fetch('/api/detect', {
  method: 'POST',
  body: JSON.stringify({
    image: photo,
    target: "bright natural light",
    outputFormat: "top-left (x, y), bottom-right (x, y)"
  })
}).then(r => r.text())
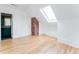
top-left (40, 5), bottom-right (57, 22)
top-left (5, 18), bottom-right (11, 26)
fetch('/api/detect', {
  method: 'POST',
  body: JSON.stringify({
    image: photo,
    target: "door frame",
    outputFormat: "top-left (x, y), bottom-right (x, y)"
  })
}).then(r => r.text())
top-left (1, 13), bottom-right (13, 40)
top-left (31, 17), bottom-right (39, 36)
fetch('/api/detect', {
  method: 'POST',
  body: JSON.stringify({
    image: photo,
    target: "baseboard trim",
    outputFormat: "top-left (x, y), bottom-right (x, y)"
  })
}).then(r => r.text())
top-left (58, 39), bottom-right (79, 48)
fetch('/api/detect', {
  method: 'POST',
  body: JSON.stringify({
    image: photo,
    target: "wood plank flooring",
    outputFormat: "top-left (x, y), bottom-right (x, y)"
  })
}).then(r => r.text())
top-left (0, 35), bottom-right (79, 54)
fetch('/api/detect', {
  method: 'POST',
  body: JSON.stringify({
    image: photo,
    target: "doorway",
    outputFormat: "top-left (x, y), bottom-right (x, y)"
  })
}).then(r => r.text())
top-left (31, 17), bottom-right (39, 36)
top-left (1, 13), bottom-right (12, 40)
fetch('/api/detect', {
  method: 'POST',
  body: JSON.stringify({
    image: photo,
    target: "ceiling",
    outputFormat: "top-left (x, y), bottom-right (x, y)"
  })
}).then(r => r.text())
top-left (10, 4), bottom-right (79, 22)
top-left (16, 4), bottom-right (51, 23)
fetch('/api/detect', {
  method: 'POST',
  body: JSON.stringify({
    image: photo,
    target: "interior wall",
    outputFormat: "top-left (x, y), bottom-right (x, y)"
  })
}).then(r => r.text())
top-left (41, 22), bottom-right (57, 37)
top-left (0, 13), bottom-right (1, 40)
top-left (0, 4), bottom-right (58, 40)
top-left (58, 18), bottom-right (79, 48)
top-left (0, 5), bottom-right (31, 40)
top-left (52, 4), bottom-right (79, 48)
top-left (25, 4), bottom-right (57, 37)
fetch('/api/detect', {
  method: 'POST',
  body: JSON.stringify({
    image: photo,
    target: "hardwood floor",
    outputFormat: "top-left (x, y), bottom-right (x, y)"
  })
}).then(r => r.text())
top-left (0, 35), bottom-right (79, 54)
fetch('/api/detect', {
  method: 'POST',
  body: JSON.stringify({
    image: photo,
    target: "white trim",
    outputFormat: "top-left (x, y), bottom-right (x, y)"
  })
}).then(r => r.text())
top-left (58, 39), bottom-right (79, 48)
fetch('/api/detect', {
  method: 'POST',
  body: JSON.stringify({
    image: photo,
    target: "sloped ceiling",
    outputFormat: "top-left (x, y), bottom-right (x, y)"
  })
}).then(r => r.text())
top-left (10, 4), bottom-right (79, 22)
top-left (52, 4), bottom-right (79, 20)
top-left (13, 4), bottom-right (52, 23)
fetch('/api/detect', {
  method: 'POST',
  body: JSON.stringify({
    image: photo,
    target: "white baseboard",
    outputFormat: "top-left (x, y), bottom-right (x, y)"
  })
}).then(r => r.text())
top-left (58, 39), bottom-right (79, 48)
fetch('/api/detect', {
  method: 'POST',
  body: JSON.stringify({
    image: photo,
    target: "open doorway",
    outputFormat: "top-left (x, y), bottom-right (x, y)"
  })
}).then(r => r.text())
top-left (1, 13), bottom-right (12, 40)
top-left (31, 17), bottom-right (39, 36)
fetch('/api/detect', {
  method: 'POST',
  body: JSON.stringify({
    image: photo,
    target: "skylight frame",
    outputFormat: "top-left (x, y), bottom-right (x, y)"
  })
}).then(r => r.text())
top-left (40, 5), bottom-right (57, 22)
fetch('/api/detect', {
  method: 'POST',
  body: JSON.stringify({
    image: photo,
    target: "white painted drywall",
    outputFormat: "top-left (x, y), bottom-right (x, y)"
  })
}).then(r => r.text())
top-left (52, 4), bottom-right (79, 48)
top-left (0, 5), bottom-right (31, 40)
top-left (58, 18), bottom-right (79, 48)
top-left (24, 4), bottom-right (57, 37)
top-left (0, 4), bottom-right (57, 41)
top-left (40, 22), bottom-right (57, 37)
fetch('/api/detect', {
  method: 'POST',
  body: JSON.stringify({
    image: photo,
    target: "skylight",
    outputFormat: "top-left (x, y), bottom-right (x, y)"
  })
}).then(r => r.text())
top-left (40, 5), bottom-right (57, 22)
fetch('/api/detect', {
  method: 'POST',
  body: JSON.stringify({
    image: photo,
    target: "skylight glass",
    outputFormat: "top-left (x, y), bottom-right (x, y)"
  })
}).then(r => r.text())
top-left (40, 5), bottom-right (57, 22)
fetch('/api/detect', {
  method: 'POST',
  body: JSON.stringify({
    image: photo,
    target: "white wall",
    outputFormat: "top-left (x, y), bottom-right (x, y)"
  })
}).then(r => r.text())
top-left (0, 4), bottom-right (58, 40)
top-left (58, 19), bottom-right (79, 48)
top-left (25, 4), bottom-right (57, 37)
top-left (40, 22), bottom-right (57, 37)
top-left (52, 4), bottom-right (79, 48)
top-left (0, 5), bottom-right (31, 40)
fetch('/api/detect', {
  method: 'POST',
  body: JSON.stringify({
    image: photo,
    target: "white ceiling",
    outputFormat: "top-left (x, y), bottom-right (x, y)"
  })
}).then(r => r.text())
top-left (16, 4), bottom-right (51, 23)
top-left (51, 4), bottom-right (79, 20)
top-left (10, 4), bottom-right (79, 22)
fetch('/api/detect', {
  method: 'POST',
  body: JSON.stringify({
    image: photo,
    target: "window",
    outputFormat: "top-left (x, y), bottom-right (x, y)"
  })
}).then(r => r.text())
top-left (5, 17), bottom-right (11, 26)
top-left (40, 5), bottom-right (57, 22)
